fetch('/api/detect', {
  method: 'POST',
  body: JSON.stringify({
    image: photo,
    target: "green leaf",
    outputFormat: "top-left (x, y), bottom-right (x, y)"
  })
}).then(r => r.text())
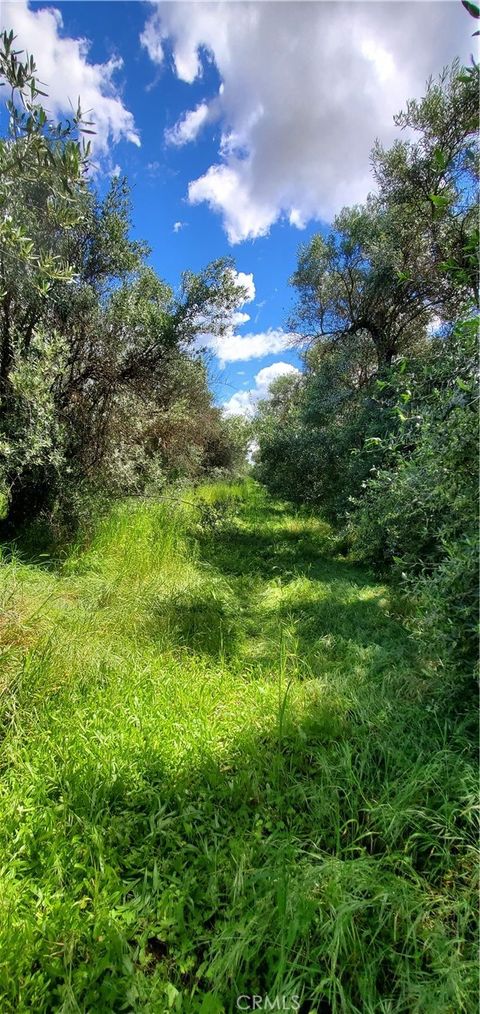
top-left (433, 148), bottom-right (447, 171)
top-left (461, 0), bottom-right (480, 18)
top-left (429, 193), bottom-right (450, 210)
top-left (166, 983), bottom-right (180, 1009)
top-left (199, 996), bottom-right (224, 1014)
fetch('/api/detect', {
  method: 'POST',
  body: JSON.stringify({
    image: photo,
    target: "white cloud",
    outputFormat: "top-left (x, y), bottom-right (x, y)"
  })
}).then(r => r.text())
top-left (2, 0), bottom-right (139, 155)
top-left (195, 268), bottom-right (261, 361)
top-left (140, 15), bottom-right (165, 66)
top-left (231, 311), bottom-right (251, 328)
top-left (188, 165), bottom-right (276, 244)
top-left (255, 362), bottom-right (300, 390)
top-left (142, 1), bottom-right (472, 242)
top-left (202, 269), bottom-right (295, 367)
top-left (200, 267), bottom-right (296, 365)
top-left (165, 101), bottom-right (210, 145)
top-left (289, 208), bottom-right (306, 230)
top-left (212, 327), bottom-right (295, 367)
top-left (231, 270), bottom-right (256, 304)
top-left (223, 361), bottom-right (300, 418)
top-left (173, 221), bottom-right (186, 233)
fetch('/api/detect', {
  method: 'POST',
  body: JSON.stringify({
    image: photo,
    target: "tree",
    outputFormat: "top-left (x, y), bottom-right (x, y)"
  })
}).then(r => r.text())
top-left (0, 29), bottom-right (92, 518)
top-left (255, 55), bottom-right (479, 688)
top-left (0, 30), bottom-right (249, 524)
top-left (290, 63), bottom-right (478, 370)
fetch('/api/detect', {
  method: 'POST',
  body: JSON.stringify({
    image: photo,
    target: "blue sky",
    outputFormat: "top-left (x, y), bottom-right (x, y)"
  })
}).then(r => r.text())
top-left (5, 1), bottom-right (474, 414)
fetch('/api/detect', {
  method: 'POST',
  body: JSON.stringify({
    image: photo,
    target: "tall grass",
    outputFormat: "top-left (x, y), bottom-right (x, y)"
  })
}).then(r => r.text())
top-left (0, 481), bottom-right (477, 1012)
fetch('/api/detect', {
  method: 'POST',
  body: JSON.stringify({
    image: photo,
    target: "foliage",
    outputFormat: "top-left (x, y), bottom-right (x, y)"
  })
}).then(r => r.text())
top-left (0, 23), bottom-right (477, 1007)
top-left (0, 483), bottom-right (477, 1011)
top-left (255, 336), bottom-right (386, 517)
top-left (255, 58), bottom-right (479, 684)
top-left (0, 31), bottom-right (247, 527)
top-left (289, 61), bottom-right (478, 369)
top-left (348, 317), bottom-right (478, 680)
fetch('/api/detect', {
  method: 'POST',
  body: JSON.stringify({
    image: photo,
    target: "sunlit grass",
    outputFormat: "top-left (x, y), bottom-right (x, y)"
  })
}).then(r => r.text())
top-left (0, 481), bottom-right (477, 1012)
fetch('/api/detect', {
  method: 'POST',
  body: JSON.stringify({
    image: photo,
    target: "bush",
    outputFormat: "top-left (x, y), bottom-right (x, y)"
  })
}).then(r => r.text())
top-left (349, 318), bottom-right (478, 682)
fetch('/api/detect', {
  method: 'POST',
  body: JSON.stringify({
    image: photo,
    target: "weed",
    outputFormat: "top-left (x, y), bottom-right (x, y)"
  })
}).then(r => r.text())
top-left (0, 482), bottom-right (477, 1012)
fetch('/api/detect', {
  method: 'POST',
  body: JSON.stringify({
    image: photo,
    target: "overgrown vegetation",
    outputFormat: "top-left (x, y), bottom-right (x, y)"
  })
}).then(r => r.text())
top-left (254, 57), bottom-right (479, 691)
top-left (0, 31), bottom-right (250, 531)
top-left (0, 482), bottom-right (477, 1011)
top-left (0, 12), bottom-right (478, 1013)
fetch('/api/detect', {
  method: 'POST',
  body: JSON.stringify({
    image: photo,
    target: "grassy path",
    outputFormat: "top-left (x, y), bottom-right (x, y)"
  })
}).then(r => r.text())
top-left (0, 482), bottom-right (477, 1012)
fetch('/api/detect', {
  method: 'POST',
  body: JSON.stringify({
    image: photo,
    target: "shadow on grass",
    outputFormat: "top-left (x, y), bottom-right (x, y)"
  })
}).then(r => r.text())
top-left (153, 514), bottom-right (418, 672)
top-left (275, 595), bottom-right (414, 653)
top-left (195, 521), bottom-right (366, 584)
top-left (2, 490), bottom-right (474, 1010)
top-left (0, 516), bottom-right (77, 571)
top-left (29, 686), bottom-right (476, 1014)
top-left (147, 591), bottom-right (241, 660)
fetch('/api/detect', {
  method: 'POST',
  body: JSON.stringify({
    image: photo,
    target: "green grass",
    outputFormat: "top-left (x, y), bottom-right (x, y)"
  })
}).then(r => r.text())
top-left (0, 480), bottom-right (477, 1013)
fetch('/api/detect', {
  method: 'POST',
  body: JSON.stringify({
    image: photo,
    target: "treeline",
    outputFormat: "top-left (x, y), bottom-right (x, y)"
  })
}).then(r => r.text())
top-left (255, 59), bottom-right (479, 691)
top-left (0, 32), bottom-right (249, 534)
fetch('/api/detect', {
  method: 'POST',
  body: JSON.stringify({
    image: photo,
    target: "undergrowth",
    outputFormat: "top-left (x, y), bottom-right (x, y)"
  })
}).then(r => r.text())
top-left (0, 481), bottom-right (477, 1012)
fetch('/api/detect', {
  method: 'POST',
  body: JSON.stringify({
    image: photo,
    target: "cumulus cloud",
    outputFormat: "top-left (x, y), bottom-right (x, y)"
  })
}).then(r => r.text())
top-left (2, 0), bottom-right (139, 155)
top-left (202, 268), bottom-right (295, 365)
top-left (232, 271), bottom-right (256, 304)
top-left (173, 221), bottom-right (186, 233)
top-left (202, 269), bottom-right (295, 367)
top-left (254, 362), bottom-right (300, 392)
top-left (141, 1), bottom-right (472, 242)
top-left (212, 327), bottom-right (295, 367)
top-left (223, 362), bottom-right (300, 418)
top-left (231, 311), bottom-right (251, 328)
top-left (194, 268), bottom-right (258, 360)
top-left (165, 101), bottom-right (211, 145)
